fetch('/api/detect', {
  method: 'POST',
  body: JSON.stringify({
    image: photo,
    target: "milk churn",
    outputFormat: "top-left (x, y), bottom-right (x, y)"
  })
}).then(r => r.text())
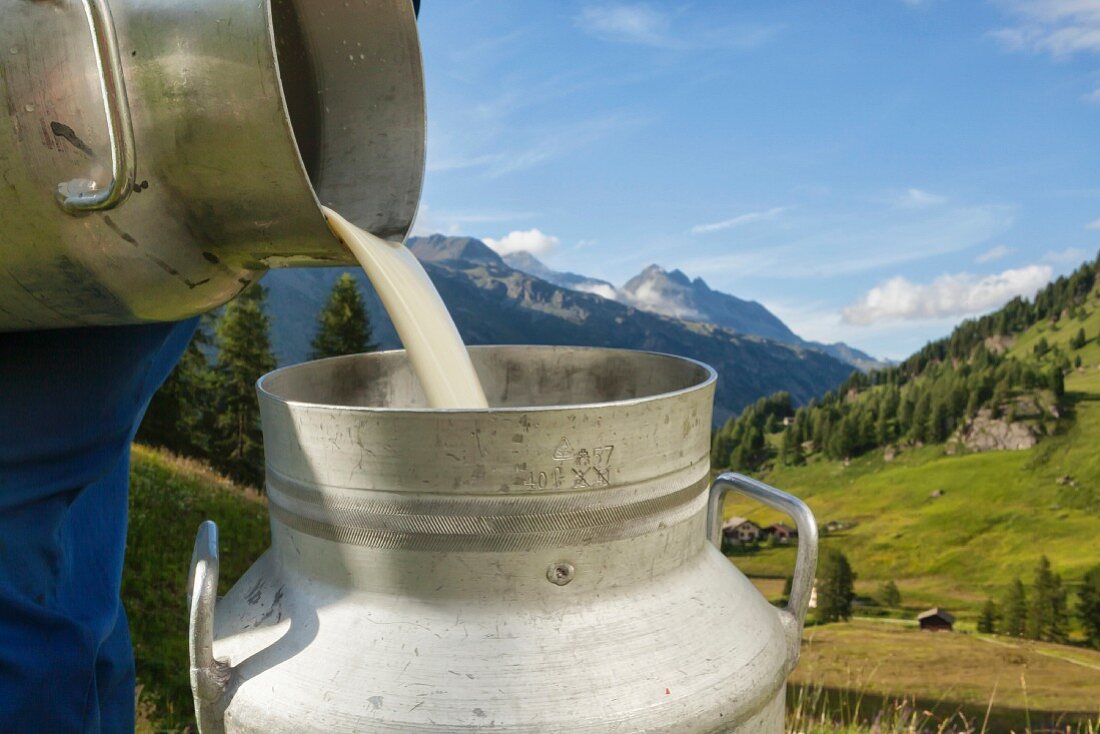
top-left (0, 0), bottom-right (423, 330)
top-left (188, 346), bottom-right (819, 733)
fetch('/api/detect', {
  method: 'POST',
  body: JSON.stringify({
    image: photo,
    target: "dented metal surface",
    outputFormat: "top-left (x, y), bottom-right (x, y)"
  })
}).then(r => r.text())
top-left (189, 346), bottom-right (818, 732)
top-left (0, 0), bottom-right (424, 330)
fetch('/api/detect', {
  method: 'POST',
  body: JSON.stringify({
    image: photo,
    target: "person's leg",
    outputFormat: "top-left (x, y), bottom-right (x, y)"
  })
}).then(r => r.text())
top-left (0, 318), bottom-right (196, 732)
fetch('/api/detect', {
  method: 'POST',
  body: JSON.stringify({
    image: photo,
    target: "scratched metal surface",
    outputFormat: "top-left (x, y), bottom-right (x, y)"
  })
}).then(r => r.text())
top-left (200, 347), bottom-right (794, 732)
top-left (0, 0), bottom-right (424, 330)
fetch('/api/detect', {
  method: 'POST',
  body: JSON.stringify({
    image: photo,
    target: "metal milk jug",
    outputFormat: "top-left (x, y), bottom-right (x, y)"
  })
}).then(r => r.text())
top-left (0, 0), bottom-right (423, 330)
top-left (188, 346), bottom-right (819, 733)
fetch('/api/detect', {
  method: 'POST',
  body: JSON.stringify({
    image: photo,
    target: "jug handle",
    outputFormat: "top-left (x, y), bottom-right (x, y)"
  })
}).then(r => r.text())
top-left (706, 472), bottom-right (819, 670)
top-left (56, 0), bottom-right (136, 213)
top-left (188, 521), bottom-right (231, 734)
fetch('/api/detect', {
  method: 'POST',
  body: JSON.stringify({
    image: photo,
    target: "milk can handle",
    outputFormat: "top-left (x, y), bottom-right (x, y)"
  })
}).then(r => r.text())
top-left (56, 0), bottom-right (136, 213)
top-left (188, 521), bottom-right (230, 734)
top-left (706, 473), bottom-right (818, 665)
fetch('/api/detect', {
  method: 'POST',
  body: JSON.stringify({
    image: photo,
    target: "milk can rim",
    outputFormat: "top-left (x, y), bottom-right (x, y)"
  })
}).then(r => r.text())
top-left (255, 344), bottom-right (718, 415)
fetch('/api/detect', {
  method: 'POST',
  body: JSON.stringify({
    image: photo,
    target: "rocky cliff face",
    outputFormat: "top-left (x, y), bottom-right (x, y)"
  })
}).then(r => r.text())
top-left (959, 409), bottom-right (1039, 452)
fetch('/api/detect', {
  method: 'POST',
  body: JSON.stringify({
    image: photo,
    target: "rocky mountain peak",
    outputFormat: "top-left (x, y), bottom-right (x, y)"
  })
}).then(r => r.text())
top-left (408, 235), bottom-right (502, 266)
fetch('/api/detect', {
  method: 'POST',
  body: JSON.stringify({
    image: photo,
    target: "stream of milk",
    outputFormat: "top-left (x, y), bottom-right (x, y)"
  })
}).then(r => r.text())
top-left (322, 207), bottom-right (489, 409)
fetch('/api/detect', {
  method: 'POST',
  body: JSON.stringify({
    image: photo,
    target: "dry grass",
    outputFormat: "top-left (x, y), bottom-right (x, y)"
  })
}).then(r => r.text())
top-left (790, 621), bottom-right (1100, 730)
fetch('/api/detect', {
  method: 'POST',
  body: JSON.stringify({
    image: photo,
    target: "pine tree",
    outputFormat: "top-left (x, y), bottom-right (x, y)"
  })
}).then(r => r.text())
top-left (1070, 327), bottom-right (1087, 350)
top-left (781, 428), bottom-right (803, 466)
top-left (817, 549), bottom-right (855, 623)
top-left (879, 580), bottom-right (901, 607)
top-left (1003, 578), bottom-right (1028, 637)
top-left (978, 599), bottom-right (998, 634)
top-left (911, 392), bottom-right (932, 443)
top-left (1027, 556), bottom-right (1068, 642)
top-left (212, 284), bottom-right (277, 488)
top-left (1047, 366), bottom-right (1065, 398)
top-left (1079, 565), bottom-right (1100, 650)
top-left (929, 398), bottom-right (948, 443)
top-left (138, 318), bottom-right (216, 456)
top-left (1050, 572), bottom-right (1070, 644)
top-left (310, 272), bottom-right (376, 359)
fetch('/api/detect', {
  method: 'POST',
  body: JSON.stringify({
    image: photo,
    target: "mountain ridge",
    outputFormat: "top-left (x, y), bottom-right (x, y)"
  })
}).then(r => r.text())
top-left (502, 251), bottom-right (884, 370)
top-left (262, 235), bottom-right (857, 424)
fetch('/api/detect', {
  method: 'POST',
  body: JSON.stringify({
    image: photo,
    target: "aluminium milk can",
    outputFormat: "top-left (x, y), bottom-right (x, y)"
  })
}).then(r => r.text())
top-left (0, 0), bottom-right (423, 330)
top-left (188, 346), bottom-right (819, 733)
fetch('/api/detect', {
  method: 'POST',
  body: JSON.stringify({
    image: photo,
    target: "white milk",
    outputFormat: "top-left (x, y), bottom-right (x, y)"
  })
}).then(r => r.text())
top-left (323, 207), bottom-right (489, 409)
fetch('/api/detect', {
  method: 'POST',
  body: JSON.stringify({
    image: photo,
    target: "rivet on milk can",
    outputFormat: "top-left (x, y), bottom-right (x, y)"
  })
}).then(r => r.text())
top-left (187, 346), bottom-right (819, 733)
top-left (0, 0), bottom-right (423, 331)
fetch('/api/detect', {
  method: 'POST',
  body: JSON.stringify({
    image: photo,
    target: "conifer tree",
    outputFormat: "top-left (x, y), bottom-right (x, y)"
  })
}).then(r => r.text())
top-left (1047, 366), bottom-right (1065, 398)
top-left (929, 399), bottom-right (948, 443)
top-left (817, 549), bottom-right (855, 623)
top-left (978, 599), bottom-right (998, 634)
top-left (1079, 565), bottom-right (1100, 650)
top-left (879, 580), bottom-right (901, 607)
top-left (310, 272), bottom-right (376, 359)
top-left (1027, 556), bottom-right (1069, 643)
top-left (1070, 327), bottom-right (1087, 350)
top-left (212, 284), bottom-right (276, 488)
top-left (1002, 578), bottom-right (1028, 637)
top-left (138, 318), bottom-right (216, 456)
top-left (911, 392), bottom-right (932, 442)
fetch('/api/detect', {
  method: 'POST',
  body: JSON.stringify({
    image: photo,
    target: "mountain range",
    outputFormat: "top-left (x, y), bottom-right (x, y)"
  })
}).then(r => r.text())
top-left (262, 235), bottom-right (862, 424)
top-left (503, 253), bottom-right (883, 371)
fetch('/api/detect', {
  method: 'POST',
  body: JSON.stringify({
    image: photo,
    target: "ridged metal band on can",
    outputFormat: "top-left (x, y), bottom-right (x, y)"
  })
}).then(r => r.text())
top-left (265, 463), bottom-right (710, 552)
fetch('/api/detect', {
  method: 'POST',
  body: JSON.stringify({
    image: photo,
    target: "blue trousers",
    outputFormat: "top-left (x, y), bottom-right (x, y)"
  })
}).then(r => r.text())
top-left (0, 319), bottom-right (196, 733)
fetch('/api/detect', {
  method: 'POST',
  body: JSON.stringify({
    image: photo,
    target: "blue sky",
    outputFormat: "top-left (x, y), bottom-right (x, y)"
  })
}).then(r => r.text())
top-left (413, 1), bottom-right (1100, 359)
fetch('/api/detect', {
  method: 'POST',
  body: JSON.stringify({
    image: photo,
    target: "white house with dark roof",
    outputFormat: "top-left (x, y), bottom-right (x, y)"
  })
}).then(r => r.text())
top-left (722, 516), bottom-right (762, 545)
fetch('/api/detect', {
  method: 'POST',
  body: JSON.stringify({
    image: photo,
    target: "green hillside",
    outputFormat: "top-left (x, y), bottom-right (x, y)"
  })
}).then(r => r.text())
top-left (719, 261), bottom-right (1100, 616)
top-left (125, 446), bottom-right (270, 731)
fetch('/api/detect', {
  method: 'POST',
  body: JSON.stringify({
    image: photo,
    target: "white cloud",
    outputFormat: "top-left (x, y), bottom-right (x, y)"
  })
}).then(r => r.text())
top-left (682, 203), bottom-right (1015, 278)
top-left (991, 0), bottom-right (1100, 57)
top-left (757, 296), bottom-right (966, 361)
top-left (1043, 246), bottom-right (1089, 263)
top-left (483, 229), bottom-right (561, 256)
top-left (621, 280), bottom-right (702, 320)
top-left (575, 3), bottom-right (778, 51)
top-left (411, 203), bottom-right (537, 237)
top-left (576, 4), bottom-right (672, 47)
top-left (691, 206), bottom-right (788, 235)
top-left (1086, 217), bottom-right (1100, 229)
top-left (894, 188), bottom-right (947, 209)
top-left (575, 282), bottom-right (619, 301)
top-left (976, 244), bottom-right (1014, 263)
top-left (842, 265), bottom-right (1053, 325)
top-left (476, 113), bottom-right (650, 179)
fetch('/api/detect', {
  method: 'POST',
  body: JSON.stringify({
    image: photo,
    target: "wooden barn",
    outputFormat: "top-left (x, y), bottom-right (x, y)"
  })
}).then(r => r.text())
top-left (765, 523), bottom-right (797, 543)
top-left (917, 607), bottom-right (955, 631)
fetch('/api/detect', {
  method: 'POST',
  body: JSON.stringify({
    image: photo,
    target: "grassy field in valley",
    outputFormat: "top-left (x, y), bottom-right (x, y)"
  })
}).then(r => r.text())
top-left (722, 302), bottom-right (1100, 616)
top-left (790, 620), bottom-right (1100, 730)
